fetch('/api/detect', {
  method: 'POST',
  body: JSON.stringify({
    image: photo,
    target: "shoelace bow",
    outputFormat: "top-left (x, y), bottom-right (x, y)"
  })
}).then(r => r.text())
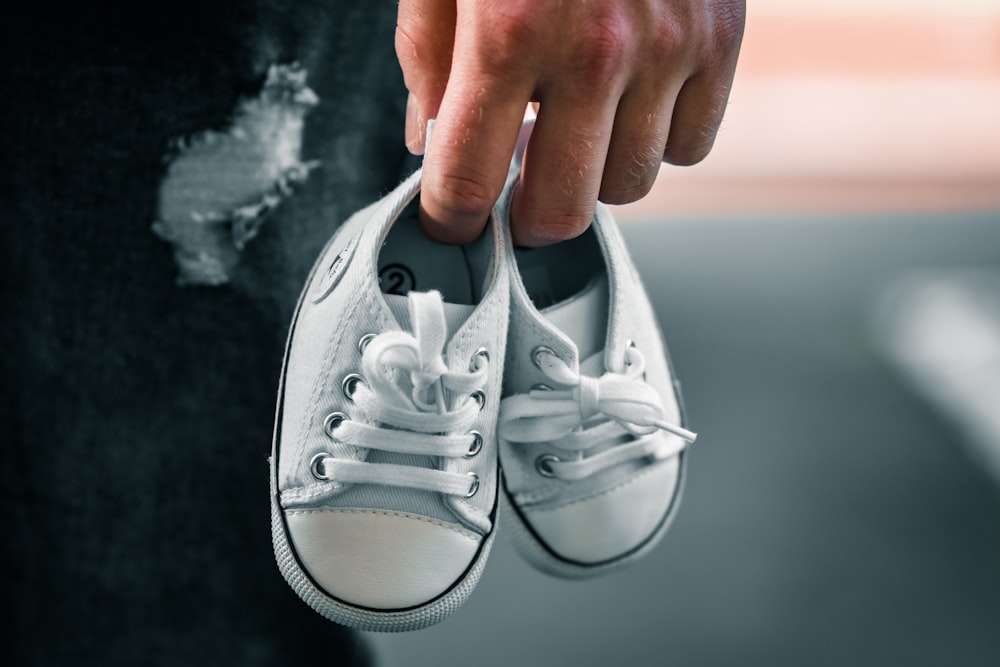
top-left (312, 291), bottom-right (485, 497)
top-left (498, 346), bottom-right (696, 481)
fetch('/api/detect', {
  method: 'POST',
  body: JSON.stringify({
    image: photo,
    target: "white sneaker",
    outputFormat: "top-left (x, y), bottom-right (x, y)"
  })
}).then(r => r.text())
top-left (497, 156), bottom-right (696, 578)
top-left (270, 168), bottom-right (510, 631)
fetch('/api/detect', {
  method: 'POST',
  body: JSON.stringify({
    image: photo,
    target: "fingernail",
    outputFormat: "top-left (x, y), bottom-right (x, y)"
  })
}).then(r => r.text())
top-left (405, 93), bottom-right (425, 155)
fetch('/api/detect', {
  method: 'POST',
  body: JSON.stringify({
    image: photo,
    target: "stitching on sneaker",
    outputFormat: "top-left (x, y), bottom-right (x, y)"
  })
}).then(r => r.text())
top-left (296, 279), bottom-right (360, 474)
top-left (284, 508), bottom-right (481, 541)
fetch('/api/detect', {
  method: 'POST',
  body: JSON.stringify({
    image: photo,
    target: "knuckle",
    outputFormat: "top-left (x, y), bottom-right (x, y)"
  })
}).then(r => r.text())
top-left (648, 14), bottom-right (686, 61)
top-left (395, 0), bottom-right (458, 78)
top-left (710, 0), bottom-right (747, 51)
top-left (649, 1), bottom-right (745, 71)
top-left (394, 20), bottom-right (423, 68)
top-left (601, 144), bottom-right (660, 204)
top-left (427, 170), bottom-right (497, 220)
top-left (664, 137), bottom-right (715, 166)
top-left (666, 81), bottom-right (730, 166)
top-left (697, 1), bottom-right (746, 71)
top-left (574, 9), bottom-right (633, 84)
top-left (394, 24), bottom-right (444, 79)
top-left (601, 176), bottom-right (655, 205)
top-left (477, 11), bottom-right (538, 74)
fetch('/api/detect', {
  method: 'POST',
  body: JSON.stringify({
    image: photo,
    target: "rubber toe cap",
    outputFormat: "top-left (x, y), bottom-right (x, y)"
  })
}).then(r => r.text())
top-left (285, 509), bottom-right (481, 610)
top-left (524, 456), bottom-right (680, 565)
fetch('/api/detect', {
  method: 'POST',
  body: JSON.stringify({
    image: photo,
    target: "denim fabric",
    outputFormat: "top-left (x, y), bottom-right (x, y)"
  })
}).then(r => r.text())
top-left (0, 1), bottom-right (415, 664)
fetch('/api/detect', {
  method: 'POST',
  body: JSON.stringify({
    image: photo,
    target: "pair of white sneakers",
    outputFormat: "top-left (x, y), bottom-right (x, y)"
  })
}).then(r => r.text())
top-left (269, 124), bottom-right (697, 632)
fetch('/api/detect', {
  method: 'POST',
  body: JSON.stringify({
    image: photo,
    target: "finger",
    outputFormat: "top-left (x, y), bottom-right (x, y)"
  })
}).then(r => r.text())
top-left (419, 25), bottom-right (535, 244)
top-left (662, 70), bottom-right (734, 166)
top-left (511, 93), bottom-right (619, 247)
top-left (395, 0), bottom-right (457, 154)
top-left (663, 5), bottom-right (744, 166)
top-left (598, 82), bottom-right (680, 206)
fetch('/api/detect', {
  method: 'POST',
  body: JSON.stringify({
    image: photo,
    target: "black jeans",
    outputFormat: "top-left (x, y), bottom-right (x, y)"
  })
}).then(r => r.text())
top-left (1, 1), bottom-right (414, 664)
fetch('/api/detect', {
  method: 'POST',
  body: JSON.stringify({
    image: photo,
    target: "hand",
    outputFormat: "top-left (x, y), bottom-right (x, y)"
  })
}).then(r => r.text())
top-left (396, 0), bottom-right (745, 246)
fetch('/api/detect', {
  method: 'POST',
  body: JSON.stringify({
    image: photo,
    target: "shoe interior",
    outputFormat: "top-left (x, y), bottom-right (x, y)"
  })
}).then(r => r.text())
top-left (515, 227), bottom-right (605, 310)
top-left (377, 199), bottom-right (495, 305)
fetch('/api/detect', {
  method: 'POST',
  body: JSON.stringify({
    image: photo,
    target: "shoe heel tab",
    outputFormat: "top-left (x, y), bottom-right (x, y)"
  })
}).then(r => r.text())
top-left (512, 118), bottom-right (534, 170)
top-left (424, 118), bottom-right (436, 162)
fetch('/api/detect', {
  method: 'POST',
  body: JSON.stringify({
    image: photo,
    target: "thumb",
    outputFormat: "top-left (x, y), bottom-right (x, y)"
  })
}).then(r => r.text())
top-left (395, 0), bottom-right (456, 155)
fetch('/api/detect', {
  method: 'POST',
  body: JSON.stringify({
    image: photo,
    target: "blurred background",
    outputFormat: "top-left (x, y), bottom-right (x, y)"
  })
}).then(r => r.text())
top-left (372, 1), bottom-right (1000, 665)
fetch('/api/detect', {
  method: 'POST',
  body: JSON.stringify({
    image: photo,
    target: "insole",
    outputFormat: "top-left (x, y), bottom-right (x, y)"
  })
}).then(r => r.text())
top-left (377, 201), bottom-right (478, 304)
top-left (515, 227), bottom-right (605, 310)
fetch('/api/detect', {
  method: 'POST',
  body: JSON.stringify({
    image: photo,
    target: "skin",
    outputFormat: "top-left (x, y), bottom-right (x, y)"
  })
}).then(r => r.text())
top-left (396, 0), bottom-right (746, 247)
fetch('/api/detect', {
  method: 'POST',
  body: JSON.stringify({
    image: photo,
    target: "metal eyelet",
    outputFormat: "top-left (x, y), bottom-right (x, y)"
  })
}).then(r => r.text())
top-left (310, 453), bottom-right (332, 480)
top-left (624, 340), bottom-right (638, 367)
top-left (465, 472), bottom-right (480, 498)
top-left (535, 453), bottom-right (560, 478)
top-left (466, 431), bottom-right (483, 457)
top-left (470, 390), bottom-right (486, 410)
top-left (322, 412), bottom-right (347, 438)
top-left (469, 347), bottom-right (489, 372)
top-left (358, 333), bottom-right (376, 354)
top-left (342, 374), bottom-right (365, 400)
top-left (532, 346), bottom-right (556, 369)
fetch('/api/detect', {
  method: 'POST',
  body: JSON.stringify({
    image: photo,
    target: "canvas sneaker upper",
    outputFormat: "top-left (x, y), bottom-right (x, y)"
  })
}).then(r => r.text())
top-left (496, 138), bottom-right (695, 578)
top-left (270, 168), bottom-right (510, 631)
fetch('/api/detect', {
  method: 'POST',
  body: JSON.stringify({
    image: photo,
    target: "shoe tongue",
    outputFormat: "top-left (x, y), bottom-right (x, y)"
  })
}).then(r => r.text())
top-left (578, 349), bottom-right (607, 376)
top-left (541, 272), bottom-right (609, 361)
top-left (384, 292), bottom-right (475, 340)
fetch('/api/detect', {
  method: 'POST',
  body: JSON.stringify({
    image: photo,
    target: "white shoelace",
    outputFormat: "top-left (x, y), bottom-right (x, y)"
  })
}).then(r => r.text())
top-left (312, 291), bottom-right (486, 497)
top-left (498, 346), bottom-right (697, 481)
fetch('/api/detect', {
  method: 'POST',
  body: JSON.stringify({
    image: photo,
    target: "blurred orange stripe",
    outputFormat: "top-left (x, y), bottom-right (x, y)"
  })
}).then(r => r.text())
top-left (614, 10), bottom-right (1000, 219)
top-left (739, 14), bottom-right (1000, 78)
top-left (615, 178), bottom-right (1000, 220)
